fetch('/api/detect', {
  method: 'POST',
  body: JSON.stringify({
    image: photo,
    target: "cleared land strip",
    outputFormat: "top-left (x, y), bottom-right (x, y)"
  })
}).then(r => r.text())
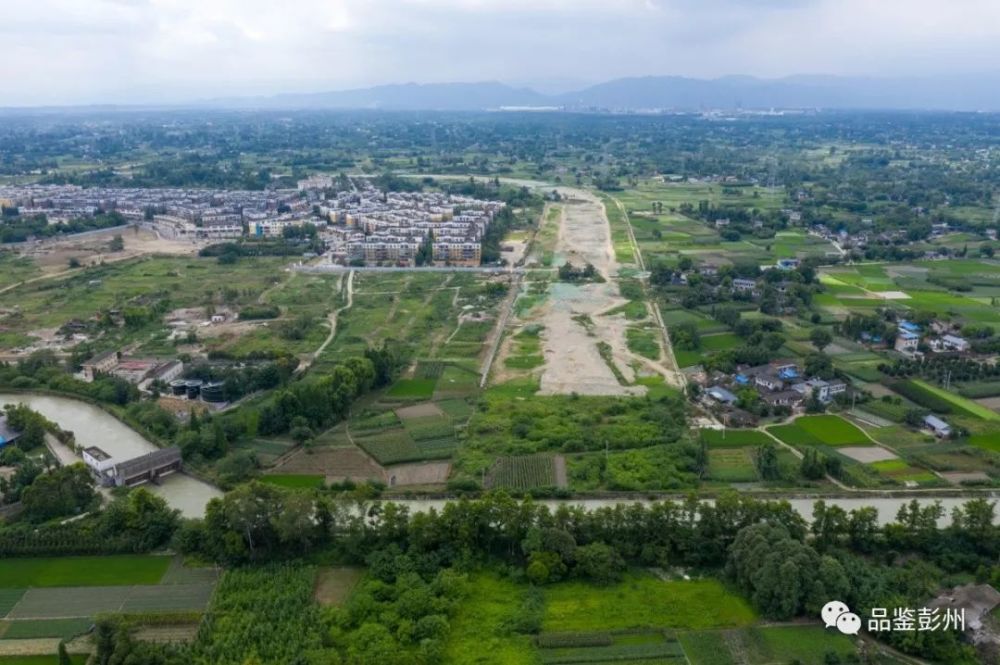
top-left (8, 584), bottom-right (215, 619)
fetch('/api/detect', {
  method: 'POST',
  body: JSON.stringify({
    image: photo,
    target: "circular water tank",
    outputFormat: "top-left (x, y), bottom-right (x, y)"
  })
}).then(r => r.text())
top-left (170, 379), bottom-right (188, 396)
top-left (185, 379), bottom-right (203, 399)
top-left (201, 382), bottom-right (226, 403)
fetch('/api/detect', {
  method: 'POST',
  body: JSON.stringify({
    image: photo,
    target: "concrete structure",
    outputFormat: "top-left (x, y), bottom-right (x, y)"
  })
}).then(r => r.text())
top-left (111, 447), bottom-right (183, 487)
top-left (82, 446), bottom-right (115, 476)
top-left (707, 386), bottom-right (738, 406)
top-left (81, 350), bottom-right (119, 382)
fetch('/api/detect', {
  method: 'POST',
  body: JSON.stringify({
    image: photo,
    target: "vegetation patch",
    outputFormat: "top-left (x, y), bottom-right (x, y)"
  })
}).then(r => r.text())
top-left (625, 327), bottom-right (661, 360)
top-left (259, 474), bottom-right (325, 490)
top-left (542, 575), bottom-right (755, 633)
top-left (485, 456), bottom-right (557, 490)
top-left (444, 573), bottom-right (539, 665)
top-left (698, 429), bottom-right (771, 448)
top-left (0, 556), bottom-right (170, 588)
top-left (0, 617), bottom-right (93, 640)
top-left (386, 378), bottom-right (438, 400)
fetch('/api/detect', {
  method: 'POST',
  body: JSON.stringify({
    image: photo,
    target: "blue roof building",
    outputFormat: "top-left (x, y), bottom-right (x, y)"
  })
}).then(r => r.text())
top-left (899, 320), bottom-right (921, 334)
top-left (0, 417), bottom-right (22, 449)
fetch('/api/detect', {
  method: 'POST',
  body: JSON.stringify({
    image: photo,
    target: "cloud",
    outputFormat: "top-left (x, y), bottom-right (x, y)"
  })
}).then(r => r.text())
top-left (1, 0), bottom-right (999, 105)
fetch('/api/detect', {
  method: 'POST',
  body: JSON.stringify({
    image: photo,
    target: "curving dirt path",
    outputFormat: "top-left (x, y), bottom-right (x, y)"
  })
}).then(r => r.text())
top-left (300, 270), bottom-right (354, 374)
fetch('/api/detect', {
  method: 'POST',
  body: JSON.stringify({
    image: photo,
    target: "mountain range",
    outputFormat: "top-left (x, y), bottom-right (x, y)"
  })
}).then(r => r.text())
top-left (207, 73), bottom-right (1000, 112)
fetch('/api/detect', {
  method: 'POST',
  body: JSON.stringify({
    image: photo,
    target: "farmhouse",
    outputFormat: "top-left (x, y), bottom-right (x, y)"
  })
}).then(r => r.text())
top-left (924, 414), bottom-right (952, 438)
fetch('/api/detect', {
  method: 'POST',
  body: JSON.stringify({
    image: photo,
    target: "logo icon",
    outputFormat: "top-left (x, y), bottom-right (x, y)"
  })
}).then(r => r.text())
top-left (821, 600), bottom-right (861, 635)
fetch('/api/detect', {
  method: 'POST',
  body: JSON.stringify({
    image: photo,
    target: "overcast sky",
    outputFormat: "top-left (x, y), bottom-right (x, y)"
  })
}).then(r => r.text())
top-left (3, 0), bottom-right (1000, 105)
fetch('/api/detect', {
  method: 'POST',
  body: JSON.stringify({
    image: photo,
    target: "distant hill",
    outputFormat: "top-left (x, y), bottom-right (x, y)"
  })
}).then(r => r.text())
top-left (209, 81), bottom-right (549, 111)
top-left (9, 74), bottom-right (1000, 113)
top-left (205, 74), bottom-right (1000, 112)
top-left (556, 74), bottom-right (1000, 111)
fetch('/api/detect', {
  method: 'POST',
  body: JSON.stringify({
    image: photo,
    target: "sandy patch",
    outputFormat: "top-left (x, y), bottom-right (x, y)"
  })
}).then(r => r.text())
top-left (535, 190), bottom-right (645, 397)
top-left (395, 402), bottom-right (445, 420)
top-left (839, 446), bottom-right (898, 463)
top-left (386, 461), bottom-right (452, 486)
top-left (876, 291), bottom-right (910, 300)
top-left (20, 226), bottom-right (201, 274)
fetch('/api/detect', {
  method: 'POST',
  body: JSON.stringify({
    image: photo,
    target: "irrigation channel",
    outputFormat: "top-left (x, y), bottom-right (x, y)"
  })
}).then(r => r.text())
top-left (0, 393), bottom-right (221, 517)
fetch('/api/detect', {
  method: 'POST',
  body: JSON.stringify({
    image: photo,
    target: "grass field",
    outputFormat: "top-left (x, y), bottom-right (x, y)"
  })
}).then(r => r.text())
top-left (445, 573), bottom-right (538, 665)
top-left (0, 618), bottom-right (92, 640)
top-left (698, 429), bottom-right (771, 448)
top-left (707, 449), bottom-right (758, 482)
top-left (260, 474), bottom-right (325, 489)
top-left (0, 657), bottom-right (87, 665)
top-left (9, 584), bottom-right (215, 619)
top-left (0, 556), bottom-right (170, 588)
top-left (386, 378), bottom-right (438, 400)
top-left (542, 575), bottom-right (756, 633)
top-left (769, 415), bottom-right (870, 447)
top-left (680, 625), bottom-right (855, 665)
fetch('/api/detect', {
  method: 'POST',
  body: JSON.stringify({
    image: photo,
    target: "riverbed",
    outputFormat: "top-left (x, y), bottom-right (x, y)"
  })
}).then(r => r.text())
top-left (0, 393), bottom-right (221, 517)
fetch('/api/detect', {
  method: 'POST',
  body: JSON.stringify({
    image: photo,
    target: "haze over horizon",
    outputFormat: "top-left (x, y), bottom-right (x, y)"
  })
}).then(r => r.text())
top-left (4, 0), bottom-right (1000, 107)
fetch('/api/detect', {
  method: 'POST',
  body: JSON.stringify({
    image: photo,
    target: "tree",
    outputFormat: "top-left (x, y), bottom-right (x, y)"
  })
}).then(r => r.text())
top-left (809, 328), bottom-right (833, 352)
top-left (20, 463), bottom-right (97, 523)
top-left (574, 542), bottom-right (625, 585)
top-left (108, 234), bottom-right (125, 252)
top-left (753, 443), bottom-right (781, 480)
top-left (57, 642), bottom-right (72, 665)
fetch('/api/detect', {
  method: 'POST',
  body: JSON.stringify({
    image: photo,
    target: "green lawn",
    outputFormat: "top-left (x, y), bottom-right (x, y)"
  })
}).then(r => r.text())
top-left (260, 474), bottom-right (325, 489)
top-left (543, 575), bottom-right (755, 632)
top-left (771, 415), bottom-right (871, 447)
top-left (386, 378), bottom-right (438, 400)
top-left (0, 556), bottom-right (171, 588)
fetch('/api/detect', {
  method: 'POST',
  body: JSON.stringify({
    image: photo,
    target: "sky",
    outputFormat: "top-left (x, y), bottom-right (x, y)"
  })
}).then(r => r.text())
top-left (2, 0), bottom-right (1000, 105)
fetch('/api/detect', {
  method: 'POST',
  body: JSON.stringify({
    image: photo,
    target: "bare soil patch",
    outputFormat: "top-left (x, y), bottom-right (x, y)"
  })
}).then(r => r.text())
top-left (553, 455), bottom-right (568, 489)
top-left (533, 189), bottom-right (645, 396)
top-left (386, 461), bottom-right (452, 487)
top-left (940, 471), bottom-right (991, 484)
top-left (314, 567), bottom-right (364, 606)
top-left (395, 402), bottom-right (445, 420)
top-left (839, 446), bottom-right (898, 463)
